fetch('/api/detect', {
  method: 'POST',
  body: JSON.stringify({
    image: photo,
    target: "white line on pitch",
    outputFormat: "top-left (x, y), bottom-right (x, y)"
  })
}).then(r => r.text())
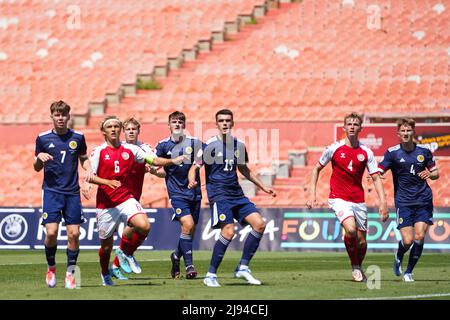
top-left (345, 293), bottom-right (450, 300)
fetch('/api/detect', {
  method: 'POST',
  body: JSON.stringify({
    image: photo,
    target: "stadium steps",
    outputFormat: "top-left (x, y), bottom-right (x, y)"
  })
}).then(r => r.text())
top-left (0, 0), bottom-right (272, 125)
top-left (100, 0), bottom-right (450, 122)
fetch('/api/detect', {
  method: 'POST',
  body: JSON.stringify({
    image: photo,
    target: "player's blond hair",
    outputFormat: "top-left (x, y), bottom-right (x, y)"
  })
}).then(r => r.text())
top-left (100, 115), bottom-right (122, 131)
top-left (123, 117), bottom-right (141, 132)
top-left (343, 112), bottom-right (363, 125)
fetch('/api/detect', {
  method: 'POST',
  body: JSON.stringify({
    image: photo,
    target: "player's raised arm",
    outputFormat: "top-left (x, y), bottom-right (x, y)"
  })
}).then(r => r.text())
top-left (148, 154), bottom-right (187, 167)
top-left (237, 164), bottom-right (276, 197)
top-left (306, 163), bottom-right (323, 208)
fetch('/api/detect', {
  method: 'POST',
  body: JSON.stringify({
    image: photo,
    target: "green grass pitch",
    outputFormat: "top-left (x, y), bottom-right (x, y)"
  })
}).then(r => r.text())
top-left (0, 250), bottom-right (449, 300)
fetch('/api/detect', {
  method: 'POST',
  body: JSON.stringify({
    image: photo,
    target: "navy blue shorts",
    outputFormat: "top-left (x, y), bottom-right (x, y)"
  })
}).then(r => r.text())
top-left (396, 203), bottom-right (434, 229)
top-left (42, 190), bottom-right (85, 225)
top-left (209, 197), bottom-right (258, 229)
top-left (170, 198), bottom-right (201, 225)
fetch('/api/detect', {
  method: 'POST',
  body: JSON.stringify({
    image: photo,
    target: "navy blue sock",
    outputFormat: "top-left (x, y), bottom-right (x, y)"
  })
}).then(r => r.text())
top-left (179, 233), bottom-right (193, 268)
top-left (67, 248), bottom-right (79, 270)
top-left (45, 245), bottom-right (57, 267)
top-left (406, 240), bottom-right (424, 274)
top-left (396, 240), bottom-right (411, 261)
top-left (208, 235), bottom-right (231, 274)
top-left (239, 229), bottom-right (263, 267)
top-left (174, 239), bottom-right (182, 259)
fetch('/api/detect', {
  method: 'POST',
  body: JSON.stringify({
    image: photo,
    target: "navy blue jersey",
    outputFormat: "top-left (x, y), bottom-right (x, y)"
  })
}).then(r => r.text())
top-left (35, 129), bottom-right (87, 195)
top-left (200, 135), bottom-right (248, 203)
top-left (156, 135), bottom-right (202, 201)
top-left (379, 144), bottom-right (437, 207)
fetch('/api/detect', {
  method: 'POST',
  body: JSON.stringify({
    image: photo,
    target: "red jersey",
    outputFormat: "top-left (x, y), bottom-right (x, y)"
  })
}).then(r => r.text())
top-left (319, 140), bottom-right (378, 203)
top-left (90, 142), bottom-right (152, 209)
top-left (128, 142), bottom-right (156, 201)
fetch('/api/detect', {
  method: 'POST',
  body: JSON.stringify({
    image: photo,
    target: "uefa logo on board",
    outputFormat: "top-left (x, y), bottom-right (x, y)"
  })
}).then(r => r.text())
top-left (0, 214), bottom-right (28, 244)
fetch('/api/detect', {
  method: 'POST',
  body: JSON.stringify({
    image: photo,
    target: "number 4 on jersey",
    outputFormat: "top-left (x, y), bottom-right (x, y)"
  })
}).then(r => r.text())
top-left (347, 160), bottom-right (353, 172)
top-left (410, 164), bottom-right (415, 175)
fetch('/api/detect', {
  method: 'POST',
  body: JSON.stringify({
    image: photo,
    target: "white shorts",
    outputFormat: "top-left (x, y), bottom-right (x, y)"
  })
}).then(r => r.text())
top-left (328, 198), bottom-right (368, 231)
top-left (96, 198), bottom-right (145, 239)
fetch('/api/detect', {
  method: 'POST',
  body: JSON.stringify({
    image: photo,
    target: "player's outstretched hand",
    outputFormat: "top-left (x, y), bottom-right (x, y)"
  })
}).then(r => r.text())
top-left (173, 155), bottom-right (188, 165)
top-left (106, 179), bottom-right (121, 189)
top-left (306, 196), bottom-right (318, 209)
top-left (262, 186), bottom-right (277, 197)
top-left (37, 152), bottom-right (53, 163)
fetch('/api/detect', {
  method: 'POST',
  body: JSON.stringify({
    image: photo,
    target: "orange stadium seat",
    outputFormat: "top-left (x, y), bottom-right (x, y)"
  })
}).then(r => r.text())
top-left (0, 0), bottom-right (448, 208)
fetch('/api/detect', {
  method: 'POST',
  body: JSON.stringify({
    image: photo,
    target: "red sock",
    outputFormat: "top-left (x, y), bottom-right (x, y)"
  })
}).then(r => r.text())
top-left (344, 235), bottom-right (359, 267)
top-left (119, 234), bottom-right (133, 256)
top-left (98, 248), bottom-right (111, 275)
top-left (357, 245), bottom-right (367, 266)
top-left (128, 231), bottom-right (147, 255)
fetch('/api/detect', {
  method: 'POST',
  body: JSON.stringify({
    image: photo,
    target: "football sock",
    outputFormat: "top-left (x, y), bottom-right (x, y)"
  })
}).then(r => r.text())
top-left (396, 240), bottom-right (411, 261)
top-left (179, 233), bottom-right (193, 268)
top-left (128, 230), bottom-right (147, 255)
top-left (98, 248), bottom-right (111, 275)
top-left (208, 234), bottom-right (231, 274)
top-left (344, 235), bottom-right (359, 267)
top-left (45, 245), bottom-right (57, 267)
top-left (405, 240), bottom-right (424, 274)
top-left (66, 248), bottom-right (79, 270)
top-left (174, 238), bottom-right (182, 259)
top-left (397, 240), bottom-right (411, 261)
top-left (239, 229), bottom-right (263, 266)
top-left (357, 244), bottom-right (367, 266)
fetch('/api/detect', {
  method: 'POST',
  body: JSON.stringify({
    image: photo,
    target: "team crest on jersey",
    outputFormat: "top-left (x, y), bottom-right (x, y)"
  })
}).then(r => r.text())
top-left (357, 154), bottom-right (365, 161)
top-left (417, 155), bottom-right (424, 162)
top-left (234, 150), bottom-right (240, 158)
top-left (185, 146), bottom-right (193, 154)
top-left (69, 141), bottom-right (77, 149)
top-left (340, 153), bottom-right (346, 158)
top-left (219, 214), bottom-right (226, 221)
top-left (122, 152), bottom-right (129, 160)
top-left (175, 208), bottom-right (182, 215)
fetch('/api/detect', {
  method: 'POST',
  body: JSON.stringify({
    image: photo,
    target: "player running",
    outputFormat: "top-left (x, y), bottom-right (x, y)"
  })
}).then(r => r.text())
top-left (87, 116), bottom-right (185, 286)
top-left (109, 117), bottom-right (164, 280)
top-left (379, 118), bottom-right (439, 282)
top-left (189, 109), bottom-right (276, 287)
top-left (306, 112), bottom-right (389, 282)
